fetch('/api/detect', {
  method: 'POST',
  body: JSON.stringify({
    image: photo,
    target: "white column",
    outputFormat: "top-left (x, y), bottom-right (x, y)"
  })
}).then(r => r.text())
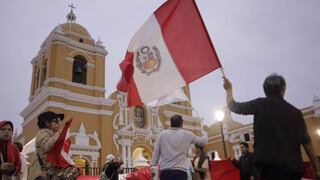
top-left (127, 144), bottom-right (132, 168)
top-left (125, 107), bottom-right (129, 125)
top-left (122, 145), bottom-right (127, 167)
top-left (117, 94), bottom-right (125, 125)
top-left (152, 107), bottom-right (158, 128)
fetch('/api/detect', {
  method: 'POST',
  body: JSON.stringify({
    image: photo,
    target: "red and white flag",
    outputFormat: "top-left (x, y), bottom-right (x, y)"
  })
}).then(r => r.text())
top-left (47, 120), bottom-right (73, 168)
top-left (117, 0), bottom-right (222, 106)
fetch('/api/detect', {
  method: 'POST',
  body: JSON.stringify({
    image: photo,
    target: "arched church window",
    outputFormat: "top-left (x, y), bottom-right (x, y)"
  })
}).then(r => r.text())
top-left (134, 106), bottom-right (145, 128)
top-left (40, 59), bottom-right (48, 86)
top-left (72, 55), bottom-right (87, 84)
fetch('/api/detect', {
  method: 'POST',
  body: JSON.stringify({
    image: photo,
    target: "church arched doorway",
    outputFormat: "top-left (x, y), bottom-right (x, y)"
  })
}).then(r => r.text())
top-left (73, 156), bottom-right (91, 175)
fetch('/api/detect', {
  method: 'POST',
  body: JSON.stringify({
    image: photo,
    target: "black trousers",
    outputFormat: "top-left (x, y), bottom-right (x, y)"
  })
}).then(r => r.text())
top-left (241, 175), bottom-right (251, 180)
top-left (160, 170), bottom-right (187, 180)
top-left (259, 164), bottom-right (302, 180)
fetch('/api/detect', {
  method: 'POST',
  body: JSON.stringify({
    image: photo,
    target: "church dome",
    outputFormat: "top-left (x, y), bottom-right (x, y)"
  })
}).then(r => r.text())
top-left (58, 23), bottom-right (91, 38)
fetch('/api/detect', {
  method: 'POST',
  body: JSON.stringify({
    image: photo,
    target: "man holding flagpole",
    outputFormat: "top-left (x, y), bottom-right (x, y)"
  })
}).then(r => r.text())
top-left (223, 74), bottom-right (320, 180)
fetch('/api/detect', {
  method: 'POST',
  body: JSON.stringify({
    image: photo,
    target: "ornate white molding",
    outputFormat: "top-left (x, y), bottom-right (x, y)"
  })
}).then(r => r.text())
top-left (71, 145), bottom-right (100, 151)
top-left (208, 124), bottom-right (253, 140)
top-left (168, 103), bottom-right (193, 110)
top-left (302, 107), bottom-right (314, 114)
top-left (21, 101), bottom-right (113, 127)
top-left (68, 122), bottom-right (102, 150)
top-left (22, 86), bottom-right (114, 119)
top-left (117, 92), bottom-right (128, 126)
top-left (313, 95), bottom-right (320, 118)
top-left (52, 34), bottom-right (107, 55)
top-left (113, 113), bottom-right (120, 130)
top-left (228, 124), bottom-right (253, 134)
top-left (67, 49), bottom-right (94, 63)
top-left (44, 77), bottom-right (105, 92)
top-left (118, 139), bottom-right (132, 146)
top-left (113, 134), bottom-right (119, 153)
top-left (64, 31), bottom-right (93, 41)
top-left (208, 124), bottom-right (254, 144)
top-left (86, 63), bottom-right (95, 69)
top-left (32, 31), bottom-right (107, 64)
top-left (69, 150), bottom-right (100, 159)
top-left (65, 57), bottom-right (74, 63)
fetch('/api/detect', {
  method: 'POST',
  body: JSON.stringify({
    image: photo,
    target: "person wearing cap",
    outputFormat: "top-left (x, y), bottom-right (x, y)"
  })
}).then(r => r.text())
top-left (102, 154), bottom-right (123, 180)
top-left (192, 144), bottom-right (211, 180)
top-left (28, 111), bottom-right (66, 180)
top-left (0, 120), bottom-right (21, 180)
top-left (151, 114), bottom-right (208, 180)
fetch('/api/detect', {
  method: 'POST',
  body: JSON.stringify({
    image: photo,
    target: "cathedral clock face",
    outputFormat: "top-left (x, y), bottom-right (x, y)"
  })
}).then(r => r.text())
top-left (134, 107), bottom-right (145, 128)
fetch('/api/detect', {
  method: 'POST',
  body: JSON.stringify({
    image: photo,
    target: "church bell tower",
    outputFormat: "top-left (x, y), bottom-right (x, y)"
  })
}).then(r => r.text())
top-left (20, 6), bottom-right (116, 169)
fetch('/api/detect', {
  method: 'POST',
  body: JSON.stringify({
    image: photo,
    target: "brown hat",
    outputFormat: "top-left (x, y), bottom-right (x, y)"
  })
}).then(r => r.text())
top-left (37, 111), bottom-right (64, 128)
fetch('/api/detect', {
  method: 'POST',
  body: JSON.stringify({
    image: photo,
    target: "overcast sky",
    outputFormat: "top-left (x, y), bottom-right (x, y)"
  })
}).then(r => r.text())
top-left (1, 0), bottom-right (320, 133)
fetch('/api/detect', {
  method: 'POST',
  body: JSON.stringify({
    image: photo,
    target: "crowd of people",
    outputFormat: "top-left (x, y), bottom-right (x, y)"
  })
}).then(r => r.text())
top-left (148, 74), bottom-right (320, 180)
top-left (1, 74), bottom-right (320, 180)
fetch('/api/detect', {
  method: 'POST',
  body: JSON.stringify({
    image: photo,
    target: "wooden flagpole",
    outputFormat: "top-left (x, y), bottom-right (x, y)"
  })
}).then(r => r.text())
top-left (220, 67), bottom-right (227, 78)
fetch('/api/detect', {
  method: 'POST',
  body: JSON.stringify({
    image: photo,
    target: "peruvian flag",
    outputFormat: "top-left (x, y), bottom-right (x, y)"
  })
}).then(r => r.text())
top-left (47, 119), bottom-right (73, 168)
top-left (117, 0), bottom-right (222, 106)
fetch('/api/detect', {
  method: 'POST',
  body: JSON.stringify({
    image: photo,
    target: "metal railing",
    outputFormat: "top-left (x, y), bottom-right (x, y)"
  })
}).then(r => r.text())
top-left (122, 168), bottom-right (135, 174)
top-left (79, 167), bottom-right (101, 176)
top-left (78, 167), bottom-right (135, 176)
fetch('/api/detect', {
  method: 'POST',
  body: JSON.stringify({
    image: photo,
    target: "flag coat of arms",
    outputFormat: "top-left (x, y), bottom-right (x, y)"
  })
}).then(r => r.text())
top-left (117, 0), bottom-right (222, 106)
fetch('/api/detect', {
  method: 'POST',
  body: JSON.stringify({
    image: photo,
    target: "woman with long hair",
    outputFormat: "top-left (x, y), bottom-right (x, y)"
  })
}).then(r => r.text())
top-left (193, 144), bottom-right (211, 180)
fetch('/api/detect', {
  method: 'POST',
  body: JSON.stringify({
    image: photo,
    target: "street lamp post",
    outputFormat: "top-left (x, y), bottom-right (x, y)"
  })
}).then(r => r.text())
top-left (215, 110), bottom-right (227, 159)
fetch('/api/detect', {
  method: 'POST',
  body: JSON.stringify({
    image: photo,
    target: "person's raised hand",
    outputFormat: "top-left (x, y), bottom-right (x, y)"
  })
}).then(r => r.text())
top-left (65, 118), bottom-right (73, 126)
top-left (223, 77), bottom-right (232, 91)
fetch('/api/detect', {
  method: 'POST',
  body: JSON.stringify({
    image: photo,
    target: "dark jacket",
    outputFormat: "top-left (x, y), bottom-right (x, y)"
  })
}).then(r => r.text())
top-left (232, 152), bottom-right (254, 179)
top-left (103, 161), bottom-right (122, 180)
top-left (228, 96), bottom-right (311, 174)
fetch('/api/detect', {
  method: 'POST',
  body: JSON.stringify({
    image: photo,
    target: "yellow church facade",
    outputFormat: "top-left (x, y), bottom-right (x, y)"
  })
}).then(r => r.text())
top-left (17, 11), bottom-right (203, 173)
